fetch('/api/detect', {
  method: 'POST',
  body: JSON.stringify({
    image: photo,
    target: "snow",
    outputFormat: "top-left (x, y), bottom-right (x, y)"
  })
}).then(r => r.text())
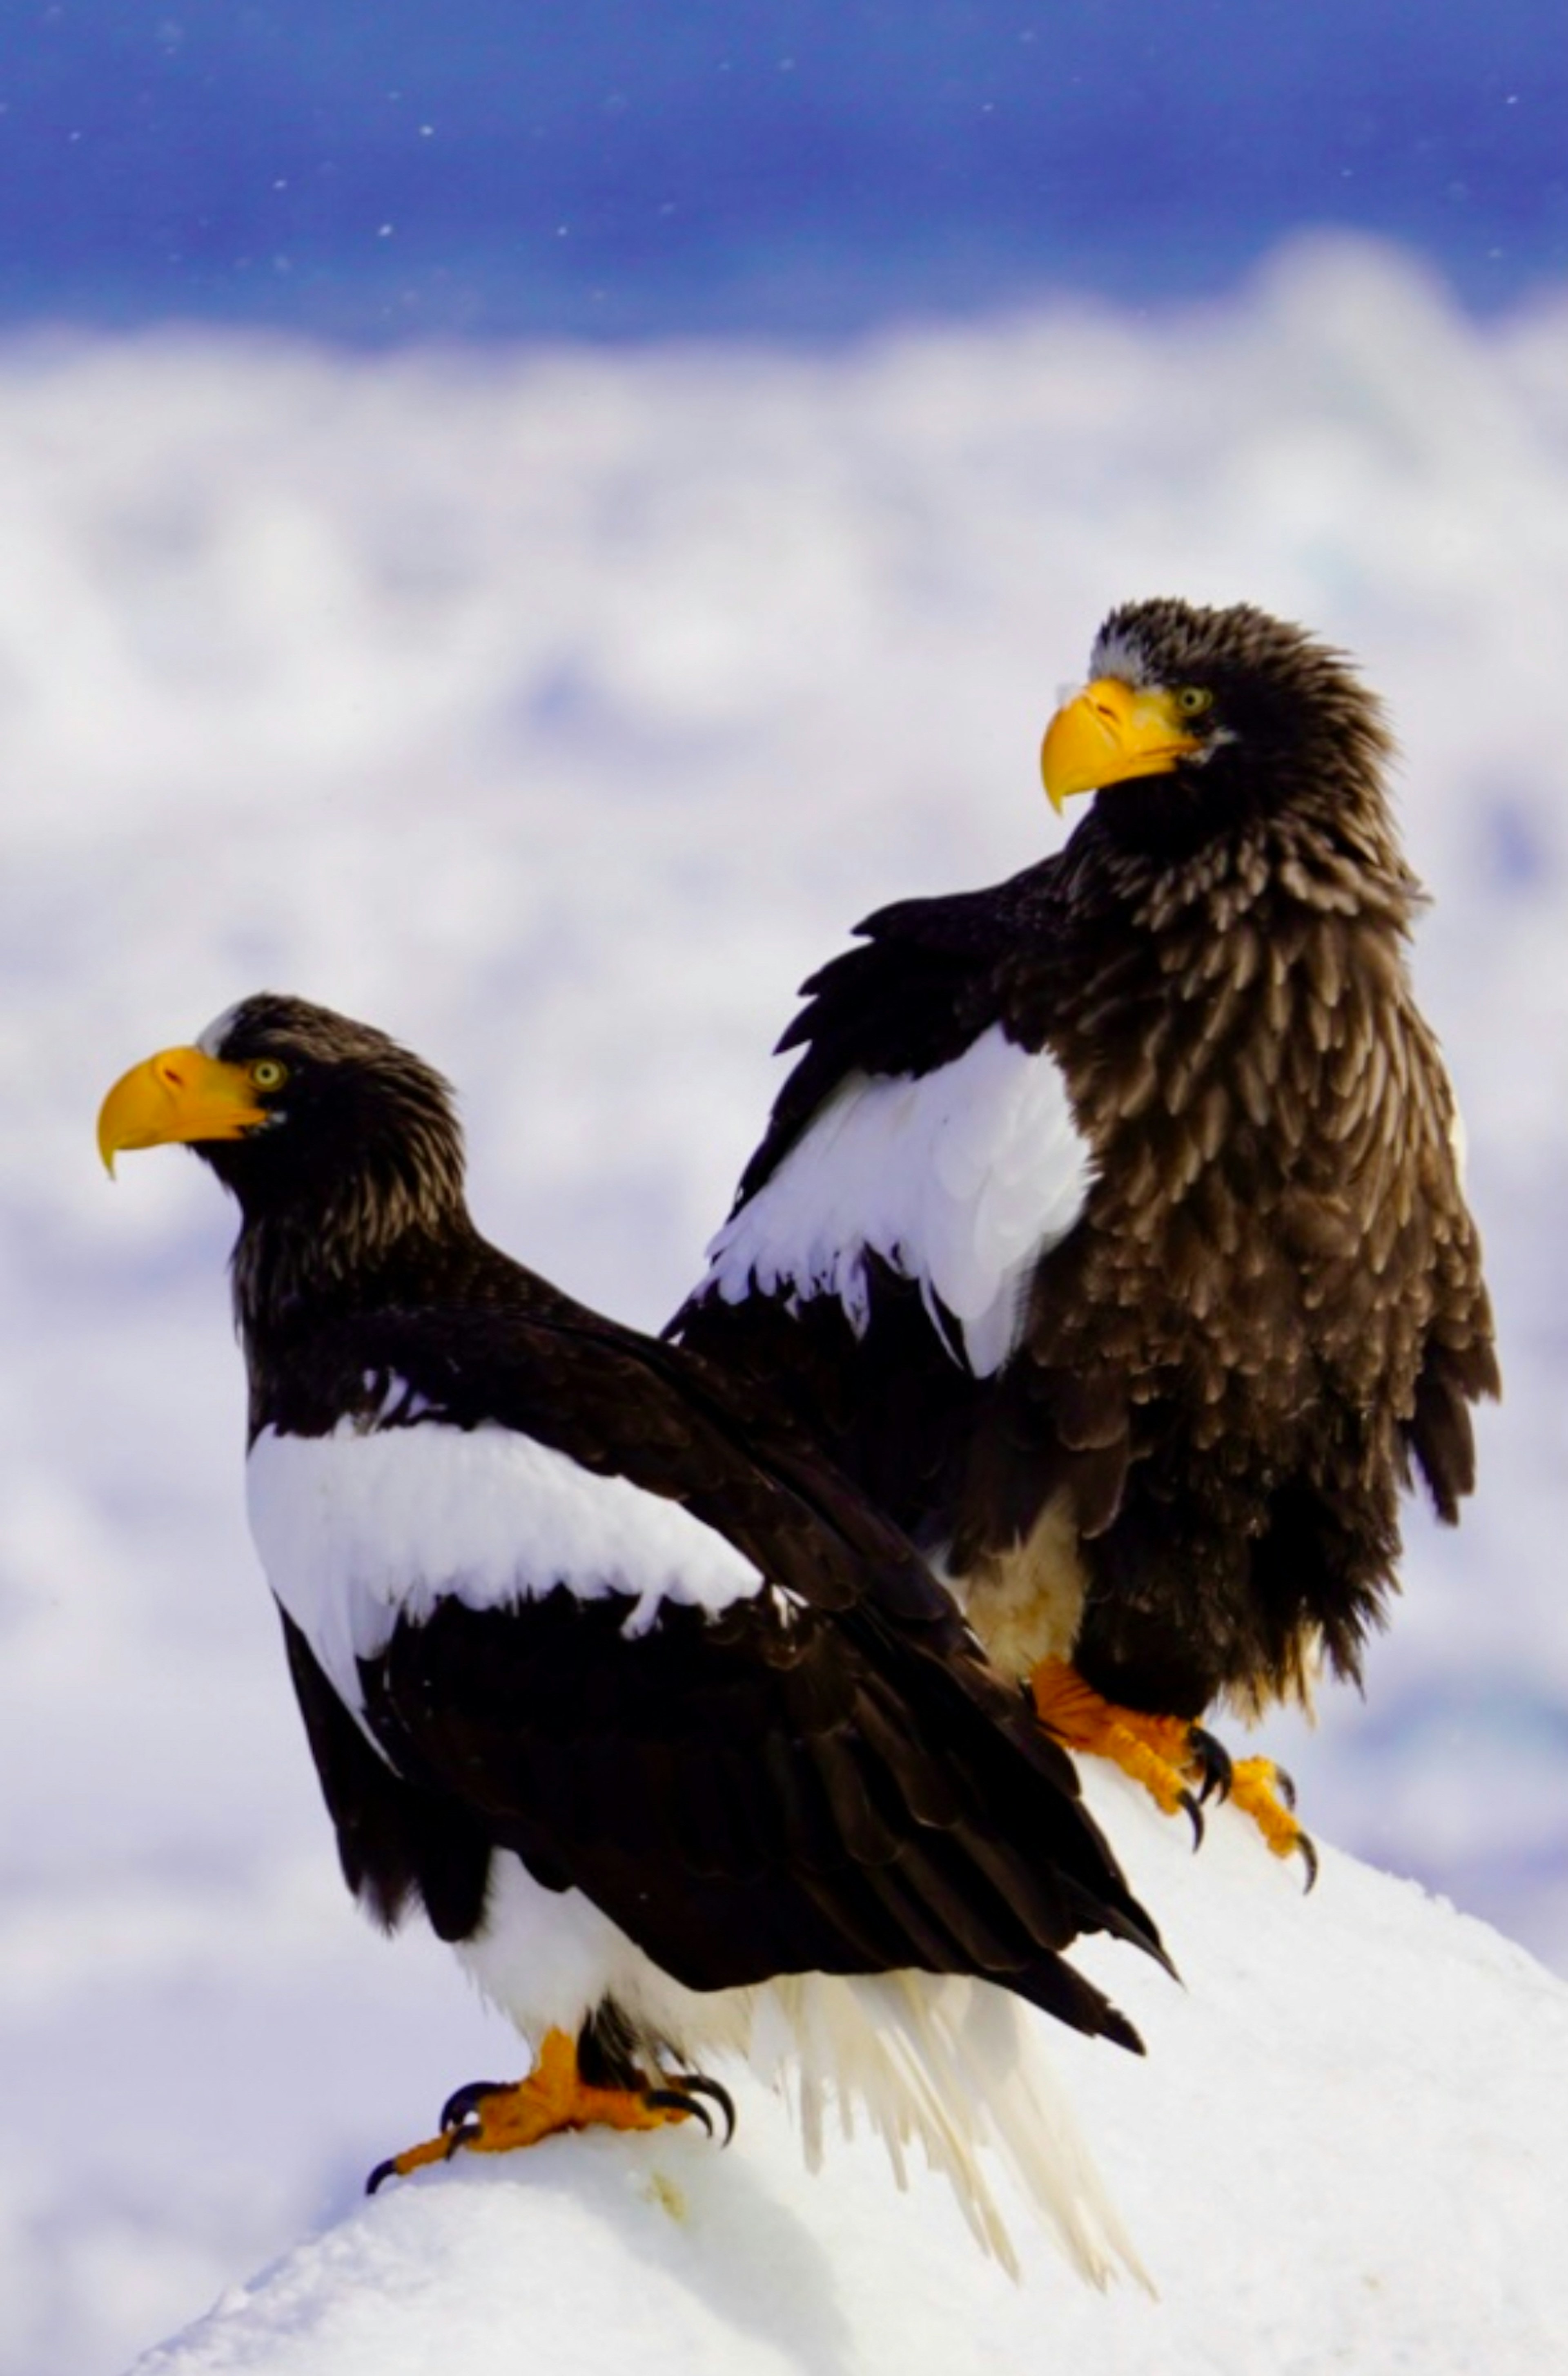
top-left (2, 230), bottom-right (1567, 2374)
top-left (698, 1024), bottom-right (1091, 1374)
top-left (128, 1767), bottom-right (1568, 2376)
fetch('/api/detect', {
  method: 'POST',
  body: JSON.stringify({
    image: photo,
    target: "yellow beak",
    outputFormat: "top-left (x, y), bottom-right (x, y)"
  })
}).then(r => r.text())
top-left (1040, 678), bottom-right (1206, 812)
top-left (97, 1047), bottom-right (268, 1176)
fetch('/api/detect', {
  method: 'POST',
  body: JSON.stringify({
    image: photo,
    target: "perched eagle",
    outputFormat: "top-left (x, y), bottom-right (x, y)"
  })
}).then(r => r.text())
top-left (97, 992), bottom-right (1169, 2282)
top-left (672, 599), bottom-right (1499, 1867)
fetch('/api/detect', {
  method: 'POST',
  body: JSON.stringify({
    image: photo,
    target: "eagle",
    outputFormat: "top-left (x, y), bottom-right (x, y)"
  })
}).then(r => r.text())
top-left (97, 991), bottom-right (1169, 2282)
top-left (671, 598), bottom-right (1500, 1872)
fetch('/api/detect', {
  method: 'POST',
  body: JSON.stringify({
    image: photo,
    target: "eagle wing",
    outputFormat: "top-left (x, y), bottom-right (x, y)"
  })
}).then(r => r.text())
top-left (735, 872), bottom-right (1053, 1199)
top-left (671, 867), bottom-right (1096, 1554)
top-left (258, 1297), bottom-right (1163, 2047)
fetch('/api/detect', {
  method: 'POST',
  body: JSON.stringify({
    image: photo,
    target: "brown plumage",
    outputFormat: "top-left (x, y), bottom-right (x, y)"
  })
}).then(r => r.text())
top-left (672, 599), bottom-right (1499, 1814)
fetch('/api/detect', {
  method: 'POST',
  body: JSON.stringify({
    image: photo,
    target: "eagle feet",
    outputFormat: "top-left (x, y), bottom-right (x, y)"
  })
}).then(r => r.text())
top-left (638, 2073), bottom-right (737, 2144)
top-left (1027, 1658), bottom-right (1209, 1845)
top-left (365, 2026), bottom-right (734, 2194)
top-left (1227, 1755), bottom-right (1319, 1891)
top-left (1186, 1726), bottom-right (1234, 1805)
top-left (1028, 1658), bottom-right (1316, 1887)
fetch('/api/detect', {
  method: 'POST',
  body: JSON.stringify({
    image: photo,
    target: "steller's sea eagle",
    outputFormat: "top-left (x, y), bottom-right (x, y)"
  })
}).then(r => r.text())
top-left (671, 599), bottom-right (1500, 1873)
top-left (98, 991), bottom-right (1170, 2282)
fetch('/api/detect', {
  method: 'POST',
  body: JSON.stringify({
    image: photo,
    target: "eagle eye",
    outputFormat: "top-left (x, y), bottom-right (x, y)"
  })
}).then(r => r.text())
top-left (1175, 685), bottom-right (1213, 717)
top-left (249, 1058), bottom-right (288, 1091)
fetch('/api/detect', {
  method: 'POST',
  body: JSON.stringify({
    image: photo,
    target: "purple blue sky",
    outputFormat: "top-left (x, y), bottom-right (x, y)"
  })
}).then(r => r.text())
top-left (2, 1), bottom-right (1563, 337)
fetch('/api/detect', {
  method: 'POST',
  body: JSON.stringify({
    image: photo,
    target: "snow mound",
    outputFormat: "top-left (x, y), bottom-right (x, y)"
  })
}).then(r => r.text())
top-left (128, 1765), bottom-right (1568, 2376)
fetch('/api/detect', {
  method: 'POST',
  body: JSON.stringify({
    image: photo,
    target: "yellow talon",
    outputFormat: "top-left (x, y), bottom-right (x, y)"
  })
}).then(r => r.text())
top-left (1028, 1658), bottom-right (1318, 1885)
top-left (1030, 1657), bottom-right (1200, 1819)
top-left (367, 2027), bottom-right (716, 2193)
top-left (1228, 1756), bottom-right (1319, 1885)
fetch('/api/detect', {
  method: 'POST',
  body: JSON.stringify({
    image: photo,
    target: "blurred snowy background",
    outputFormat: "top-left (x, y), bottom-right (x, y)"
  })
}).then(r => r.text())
top-left (2, 3), bottom-right (1566, 2371)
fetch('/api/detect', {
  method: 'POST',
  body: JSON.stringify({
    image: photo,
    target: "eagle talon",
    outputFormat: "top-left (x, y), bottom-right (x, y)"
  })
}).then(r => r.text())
top-left (439, 2078), bottom-right (509, 2133)
top-left (363, 2028), bottom-right (727, 2191)
top-left (678, 2073), bottom-right (737, 2145)
top-left (1227, 1754), bottom-right (1316, 1878)
top-left (642, 2086), bottom-right (714, 2137)
top-left (1029, 1659), bottom-right (1323, 1884)
top-left (364, 2119), bottom-right (475, 2193)
top-left (1187, 1727), bottom-right (1233, 1804)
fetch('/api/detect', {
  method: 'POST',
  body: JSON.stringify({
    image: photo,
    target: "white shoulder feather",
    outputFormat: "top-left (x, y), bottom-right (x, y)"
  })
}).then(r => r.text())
top-left (246, 1417), bottom-right (768, 1718)
top-left (699, 1024), bottom-right (1091, 1376)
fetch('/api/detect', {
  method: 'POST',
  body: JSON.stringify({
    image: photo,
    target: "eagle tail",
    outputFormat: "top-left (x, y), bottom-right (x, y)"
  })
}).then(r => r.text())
top-left (748, 1970), bottom-right (1149, 2289)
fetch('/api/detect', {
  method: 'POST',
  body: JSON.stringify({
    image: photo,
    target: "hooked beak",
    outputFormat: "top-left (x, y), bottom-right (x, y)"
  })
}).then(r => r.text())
top-left (1040, 678), bottom-right (1206, 812)
top-left (97, 1047), bottom-right (269, 1176)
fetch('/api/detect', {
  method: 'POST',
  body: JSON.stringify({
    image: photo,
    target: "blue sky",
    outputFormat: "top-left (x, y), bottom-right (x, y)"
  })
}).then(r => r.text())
top-left (2, 0), bottom-right (1563, 338)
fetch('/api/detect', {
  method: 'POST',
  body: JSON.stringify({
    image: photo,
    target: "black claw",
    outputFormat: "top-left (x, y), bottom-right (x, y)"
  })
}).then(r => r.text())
top-left (439, 2079), bottom-right (508, 2133)
top-left (1187, 1727), bottom-right (1233, 1803)
top-left (643, 2086), bottom-right (714, 2137)
top-left (1272, 1762), bottom-right (1298, 1812)
top-left (673, 2073), bottom-right (737, 2146)
top-left (366, 2157), bottom-right (400, 2196)
top-left (1179, 1787), bottom-right (1206, 1852)
top-left (1296, 1829), bottom-right (1320, 1894)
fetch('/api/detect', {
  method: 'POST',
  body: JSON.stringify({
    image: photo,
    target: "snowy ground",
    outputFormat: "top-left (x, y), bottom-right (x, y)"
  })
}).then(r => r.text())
top-left (3, 232), bottom-right (1568, 2373)
top-left (129, 1768), bottom-right (1568, 2376)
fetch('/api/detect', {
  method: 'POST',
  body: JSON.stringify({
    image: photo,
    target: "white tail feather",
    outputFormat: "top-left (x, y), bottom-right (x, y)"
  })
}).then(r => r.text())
top-left (747, 1970), bottom-right (1149, 2288)
top-left (452, 1852), bottom-right (1145, 2286)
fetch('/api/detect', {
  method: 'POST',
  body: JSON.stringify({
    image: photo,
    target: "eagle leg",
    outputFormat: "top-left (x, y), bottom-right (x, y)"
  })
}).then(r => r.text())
top-left (1029, 1658), bottom-right (1318, 1887)
top-left (1028, 1657), bottom-right (1206, 1847)
top-left (365, 2026), bottom-right (719, 2193)
top-left (1227, 1756), bottom-right (1319, 1891)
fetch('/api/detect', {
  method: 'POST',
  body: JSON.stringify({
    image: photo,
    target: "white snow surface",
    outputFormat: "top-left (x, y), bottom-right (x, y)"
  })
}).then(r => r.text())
top-left (5, 233), bottom-right (1568, 2374)
top-left (699, 1024), bottom-right (1092, 1374)
top-left (245, 1416), bottom-right (768, 1714)
top-left (129, 1766), bottom-right (1568, 2376)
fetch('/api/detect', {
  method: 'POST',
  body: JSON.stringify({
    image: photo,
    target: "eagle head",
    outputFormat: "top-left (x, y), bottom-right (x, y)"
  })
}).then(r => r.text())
top-left (1042, 598), bottom-right (1395, 848)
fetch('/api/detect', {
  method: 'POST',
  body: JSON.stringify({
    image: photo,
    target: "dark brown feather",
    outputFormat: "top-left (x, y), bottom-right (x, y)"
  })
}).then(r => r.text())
top-left (192, 993), bottom-right (1166, 2058)
top-left (673, 600), bottom-right (1500, 1723)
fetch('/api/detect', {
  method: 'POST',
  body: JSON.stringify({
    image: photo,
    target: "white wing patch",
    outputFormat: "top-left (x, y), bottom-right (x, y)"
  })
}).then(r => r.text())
top-left (701, 1024), bottom-right (1092, 1376)
top-left (246, 1418), bottom-right (767, 1718)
